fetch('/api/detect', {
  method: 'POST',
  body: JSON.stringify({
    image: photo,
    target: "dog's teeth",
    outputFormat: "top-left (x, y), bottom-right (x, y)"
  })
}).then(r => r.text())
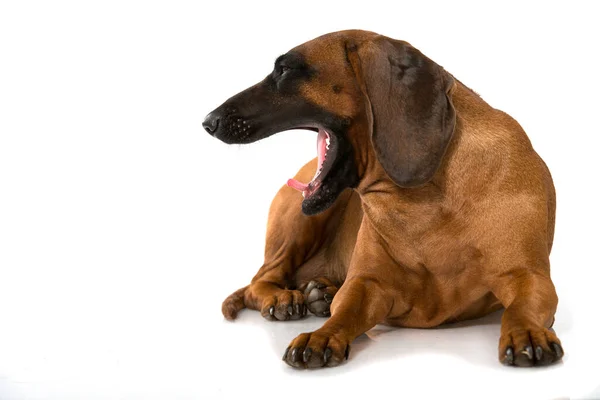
top-left (325, 137), bottom-right (330, 146)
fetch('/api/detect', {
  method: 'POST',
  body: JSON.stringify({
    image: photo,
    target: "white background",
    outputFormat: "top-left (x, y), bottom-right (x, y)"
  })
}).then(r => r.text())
top-left (1, 1), bottom-right (599, 399)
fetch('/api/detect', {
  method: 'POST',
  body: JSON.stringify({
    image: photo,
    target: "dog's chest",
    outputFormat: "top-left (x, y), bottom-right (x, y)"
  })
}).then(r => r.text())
top-left (376, 213), bottom-right (497, 326)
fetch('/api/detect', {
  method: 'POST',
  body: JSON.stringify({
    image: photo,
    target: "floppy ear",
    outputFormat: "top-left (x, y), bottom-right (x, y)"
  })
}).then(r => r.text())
top-left (348, 38), bottom-right (456, 187)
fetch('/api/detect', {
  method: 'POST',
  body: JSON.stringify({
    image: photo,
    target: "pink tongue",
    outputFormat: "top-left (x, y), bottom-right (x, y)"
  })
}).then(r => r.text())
top-left (286, 129), bottom-right (328, 193)
top-left (287, 179), bottom-right (308, 191)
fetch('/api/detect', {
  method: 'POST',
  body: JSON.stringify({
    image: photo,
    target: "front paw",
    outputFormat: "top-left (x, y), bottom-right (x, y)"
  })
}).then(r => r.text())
top-left (499, 327), bottom-right (564, 367)
top-left (261, 290), bottom-right (306, 321)
top-left (283, 331), bottom-right (350, 369)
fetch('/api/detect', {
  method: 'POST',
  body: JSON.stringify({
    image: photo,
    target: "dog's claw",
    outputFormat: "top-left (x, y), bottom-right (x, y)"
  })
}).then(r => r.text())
top-left (522, 345), bottom-right (533, 360)
top-left (269, 306), bottom-right (274, 316)
top-left (288, 306), bottom-right (293, 316)
top-left (535, 345), bottom-right (543, 361)
top-left (283, 346), bottom-right (290, 361)
top-left (503, 347), bottom-right (514, 365)
top-left (324, 347), bottom-right (332, 364)
top-left (345, 345), bottom-right (351, 360)
top-left (302, 348), bottom-right (312, 363)
top-left (295, 304), bottom-right (301, 315)
top-left (291, 348), bottom-right (299, 363)
top-left (552, 343), bottom-right (564, 359)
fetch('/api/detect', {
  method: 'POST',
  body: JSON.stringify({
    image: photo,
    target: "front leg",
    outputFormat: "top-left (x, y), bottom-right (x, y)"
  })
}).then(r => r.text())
top-left (222, 259), bottom-right (308, 322)
top-left (222, 177), bottom-right (336, 322)
top-left (283, 276), bottom-right (392, 368)
top-left (248, 281), bottom-right (308, 321)
top-left (283, 220), bottom-right (395, 368)
top-left (491, 268), bottom-right (564, 367)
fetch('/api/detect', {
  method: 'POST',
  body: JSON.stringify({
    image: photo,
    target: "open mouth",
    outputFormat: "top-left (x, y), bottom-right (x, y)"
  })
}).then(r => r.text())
top-left (286, 128), bottom-right (336, 198)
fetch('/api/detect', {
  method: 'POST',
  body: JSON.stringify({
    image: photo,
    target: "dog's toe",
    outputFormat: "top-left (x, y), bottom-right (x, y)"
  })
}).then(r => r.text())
top-left (260, 290), bottom-right (306, 321)
top-left (499, 328), bottom-right (563, 367)
top-left (283, 331), bottom-right (350, 369)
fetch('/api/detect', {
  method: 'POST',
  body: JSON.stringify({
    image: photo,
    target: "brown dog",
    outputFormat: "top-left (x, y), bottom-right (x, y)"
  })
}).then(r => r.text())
top-left (204, 30), bottom-right (563, 368)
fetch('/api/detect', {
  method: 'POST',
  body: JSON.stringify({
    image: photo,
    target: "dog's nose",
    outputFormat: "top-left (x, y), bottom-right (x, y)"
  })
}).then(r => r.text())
top-left (203, 113), bottom-right (220, 135)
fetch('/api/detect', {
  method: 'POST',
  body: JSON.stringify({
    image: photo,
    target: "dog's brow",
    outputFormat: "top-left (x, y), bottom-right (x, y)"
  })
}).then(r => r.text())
top-left (275, 54), bottom-right (288, 65)
top-left (274, 54), bottom-right (294, 68)
top-left (274, 52), bottom-right (304, 68)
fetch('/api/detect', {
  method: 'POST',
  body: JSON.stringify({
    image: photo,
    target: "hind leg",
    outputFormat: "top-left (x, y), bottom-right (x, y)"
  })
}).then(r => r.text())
top-left (222, 159), bottom-right (359, 321)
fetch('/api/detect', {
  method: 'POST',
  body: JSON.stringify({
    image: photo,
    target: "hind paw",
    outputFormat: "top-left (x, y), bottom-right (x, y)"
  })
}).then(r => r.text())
top-left (302, 278), bottom-right (338, 317)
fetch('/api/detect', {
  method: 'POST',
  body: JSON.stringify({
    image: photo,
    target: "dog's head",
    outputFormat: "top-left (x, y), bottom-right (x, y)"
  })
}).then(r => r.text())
top-left (204, 30), bottom-right (456, 215)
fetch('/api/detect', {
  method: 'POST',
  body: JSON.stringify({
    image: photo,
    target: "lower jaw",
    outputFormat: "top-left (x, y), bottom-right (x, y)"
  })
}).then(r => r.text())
top-left (300, 182), bottom-right (339, 215)
top-left (302, 182), bottom-right (322, 199)
top-left (301, 196), bottom-right (328, 216)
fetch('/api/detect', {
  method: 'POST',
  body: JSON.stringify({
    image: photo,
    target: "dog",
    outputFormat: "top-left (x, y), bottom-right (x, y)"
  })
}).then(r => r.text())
top-left (203, 30), bottom-right (563, 369)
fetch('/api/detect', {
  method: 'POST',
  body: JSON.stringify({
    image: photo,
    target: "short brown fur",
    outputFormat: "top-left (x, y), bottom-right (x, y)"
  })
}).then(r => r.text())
top-left (220, 30), bottom-right (562, 368)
